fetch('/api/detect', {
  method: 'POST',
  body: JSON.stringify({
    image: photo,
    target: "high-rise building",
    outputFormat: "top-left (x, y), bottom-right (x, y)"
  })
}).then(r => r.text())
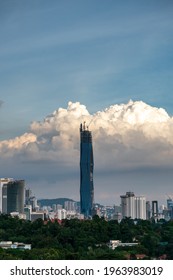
top-left (135, 196), bottom-right (146, 220)
top-left (120, 192), bottom-right (135, 219)
top-left (0, 178), bottom-right (13, 213)
top-left (146, 201), bottom-right (151, 220)
top-left (166, 198), bottom-right (173, 219)
top-left (28, 196), bottom-right (38, 211)
top-left (6, 180), bottom-right (25, 214)
top-left (2, 184), bottom-right (7, 213)
top-left (167, 197), bottom-right (173, 210)
top-left (80, 122), bottom-right (94, 218)
top-left (24, 205), bottom-right (32, 220)
top-left (25, 188), bottom-right (32, 205)
top-left (152, 200), bottom-right (158, 218)
top-left (120, 192), bottom-right (146, 220)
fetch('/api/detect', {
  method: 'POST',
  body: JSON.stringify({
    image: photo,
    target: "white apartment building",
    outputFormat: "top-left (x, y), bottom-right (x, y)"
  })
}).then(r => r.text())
top-left (135, 196), bottom-right (146, 220)
top-left (120, 192), bottom-right (146, 220)
top-left (57, 209), bottom-right (67, 220)
top-left (120, 192), bottom-right (136, 219)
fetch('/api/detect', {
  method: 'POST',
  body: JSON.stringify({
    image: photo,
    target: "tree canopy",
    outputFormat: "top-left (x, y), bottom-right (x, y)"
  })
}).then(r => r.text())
top-left (0, 214), bottom-right (172, 259)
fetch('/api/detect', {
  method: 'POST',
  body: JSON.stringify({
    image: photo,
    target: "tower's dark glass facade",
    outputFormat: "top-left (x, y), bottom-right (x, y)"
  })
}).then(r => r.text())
top-left (80, 123), bottom-right (94, 218)
top-left (7, 180), bottom-right (25, 214)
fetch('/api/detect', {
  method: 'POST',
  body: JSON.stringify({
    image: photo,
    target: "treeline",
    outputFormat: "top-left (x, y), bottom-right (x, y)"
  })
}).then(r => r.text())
top-left (0, 214), bottom-right (173, 259)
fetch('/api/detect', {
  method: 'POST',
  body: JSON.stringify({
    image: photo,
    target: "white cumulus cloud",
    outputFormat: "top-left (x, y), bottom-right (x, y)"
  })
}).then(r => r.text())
top-left (0, 100), bottom-right (173, 203)
top-left (0, 100), bottom-right (173, 165)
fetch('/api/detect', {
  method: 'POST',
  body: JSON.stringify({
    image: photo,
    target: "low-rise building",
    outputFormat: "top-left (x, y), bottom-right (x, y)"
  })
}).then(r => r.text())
top-left (108, 240), bottom-right (138, 250)
top-left (0, 241), bottom-right (31, 250)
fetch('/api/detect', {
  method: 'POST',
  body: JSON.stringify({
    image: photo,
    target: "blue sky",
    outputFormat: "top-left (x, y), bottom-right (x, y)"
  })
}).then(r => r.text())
top-left (0, 0), bottom-right (173, 205)
top-left (1, 0), bottom-right (173, 140)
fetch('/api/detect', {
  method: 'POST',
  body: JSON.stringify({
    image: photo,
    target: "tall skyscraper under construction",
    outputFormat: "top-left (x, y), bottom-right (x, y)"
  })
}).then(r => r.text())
top-left (80, 122), bottom-right (94, 218)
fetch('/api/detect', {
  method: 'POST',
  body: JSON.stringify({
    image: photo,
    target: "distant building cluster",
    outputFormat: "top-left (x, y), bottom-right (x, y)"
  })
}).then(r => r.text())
top-left (0, 177), bottom-right (84, 221)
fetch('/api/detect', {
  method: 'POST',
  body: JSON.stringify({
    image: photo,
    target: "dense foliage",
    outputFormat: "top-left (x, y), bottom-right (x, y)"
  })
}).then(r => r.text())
top-left (0, 214), bottom-right (173, 259)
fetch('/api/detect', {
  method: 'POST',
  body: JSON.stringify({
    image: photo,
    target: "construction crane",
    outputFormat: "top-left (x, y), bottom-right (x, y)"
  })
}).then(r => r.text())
top-left (86, 118), bottom-right (94, 130)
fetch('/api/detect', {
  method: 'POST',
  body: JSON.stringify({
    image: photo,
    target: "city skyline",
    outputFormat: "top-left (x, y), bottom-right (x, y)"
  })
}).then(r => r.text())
top-left (0, 1), bottom-right (173, 205)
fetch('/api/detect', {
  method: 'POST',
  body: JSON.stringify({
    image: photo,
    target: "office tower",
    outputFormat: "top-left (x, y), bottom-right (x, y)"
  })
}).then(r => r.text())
top-left (135, 196), bottom-right (146, 220)
top-left (80, 122), bottom-right (94, 218)
top-left (2, 184), bottom-right (7, 213)
top-left (120, 192), bottom-right (135, 219)
top-left (152, 200), bottom-right (158, 218)
top-left (120, 192), bottom-right (146, 220)
top-left (146, 201), bottom-right (151, 220)
top-left (166, 197), bottom-right (173, 219)
top-left (25, 188), bottom-right (32, 205)
top-left (29, 196), bottom-right (38, 211)
top-left (167, 197), bottom-right (173, 210)
top-left (0, 178), bottom-right (13, 213)
top-left (7, 180), bottom-right (25, 214)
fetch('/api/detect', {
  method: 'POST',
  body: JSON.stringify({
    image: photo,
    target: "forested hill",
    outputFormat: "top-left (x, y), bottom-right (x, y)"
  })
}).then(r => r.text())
top-left (37, 198), bottom-right (76, 207)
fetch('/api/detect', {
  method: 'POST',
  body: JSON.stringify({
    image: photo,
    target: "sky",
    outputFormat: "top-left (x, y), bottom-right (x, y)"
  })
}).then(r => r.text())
top-left (0, 0), bottom-right (173, 206)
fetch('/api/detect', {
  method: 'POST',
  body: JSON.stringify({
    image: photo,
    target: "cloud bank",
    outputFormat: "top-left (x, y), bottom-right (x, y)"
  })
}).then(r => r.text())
top-left (0, 100), bottom-right (173, 203)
